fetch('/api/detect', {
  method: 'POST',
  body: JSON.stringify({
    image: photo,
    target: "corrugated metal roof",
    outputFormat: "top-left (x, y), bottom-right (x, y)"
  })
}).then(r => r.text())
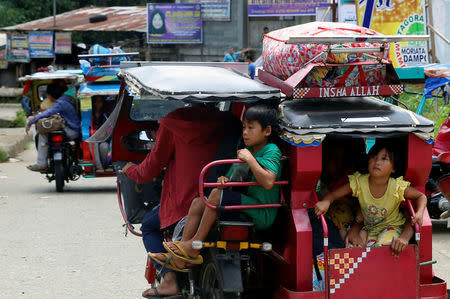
top-left (3, 6), bottom-right (147, 32)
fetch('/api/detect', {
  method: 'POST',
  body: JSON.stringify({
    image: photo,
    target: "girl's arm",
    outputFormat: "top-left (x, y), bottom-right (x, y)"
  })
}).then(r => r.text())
top-left (237, 149), bottom-right (276, 190)
top-left (403, 186), bottom-right (427, 226)
top-left (314, 183), bottom-right (352, 216)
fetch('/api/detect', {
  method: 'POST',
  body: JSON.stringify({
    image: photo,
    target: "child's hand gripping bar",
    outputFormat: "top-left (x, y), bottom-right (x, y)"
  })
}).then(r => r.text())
top-left (406, 199), bottom-right (421, 243)
top-left (313, 192), bottom-right (329, 296)
top-left (199, 159), bottom-right (289, 211)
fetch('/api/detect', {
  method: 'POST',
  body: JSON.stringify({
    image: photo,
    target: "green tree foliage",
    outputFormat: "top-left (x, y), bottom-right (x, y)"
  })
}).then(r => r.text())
top-left (399, 93), bottom-right (450, 136)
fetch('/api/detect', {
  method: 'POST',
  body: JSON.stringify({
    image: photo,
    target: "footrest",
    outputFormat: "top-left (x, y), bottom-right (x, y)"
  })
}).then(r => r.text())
top-left (78, 163), bottom-right (94, 166)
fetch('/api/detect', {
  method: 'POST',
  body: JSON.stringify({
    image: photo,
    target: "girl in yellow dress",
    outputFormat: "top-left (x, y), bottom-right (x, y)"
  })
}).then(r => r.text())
top-left (315, 141), bottom-right (426, 248)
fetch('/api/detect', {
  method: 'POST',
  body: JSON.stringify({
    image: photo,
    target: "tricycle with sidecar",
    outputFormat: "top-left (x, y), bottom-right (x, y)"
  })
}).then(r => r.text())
top-left (109, 24), bottom-right (447, 298)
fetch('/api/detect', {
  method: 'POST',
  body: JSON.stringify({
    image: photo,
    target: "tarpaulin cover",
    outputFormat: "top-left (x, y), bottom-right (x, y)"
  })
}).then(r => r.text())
top-left (262, 22), bottom-right (388, 81)
top-left (78, 83), bottom-right (120, 97)
top-left (18, 69), bottom-right (83, 82)
top-left (424, 64), bottom-right (450, 99)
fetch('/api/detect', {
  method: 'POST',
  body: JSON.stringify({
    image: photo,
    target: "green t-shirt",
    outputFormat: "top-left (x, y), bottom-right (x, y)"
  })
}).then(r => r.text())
top-left (226, 143), bottom-right (282, 230)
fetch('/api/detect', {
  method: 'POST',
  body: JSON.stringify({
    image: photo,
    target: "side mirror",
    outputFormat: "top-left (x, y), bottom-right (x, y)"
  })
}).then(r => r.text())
top-left (120, 130), bottom-right (155, 154)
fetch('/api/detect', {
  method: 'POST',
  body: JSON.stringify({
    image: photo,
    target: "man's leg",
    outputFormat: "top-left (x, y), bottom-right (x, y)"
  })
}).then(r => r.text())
top-left (141, 206), bottom-right (165, 253)
top-left (36, 133), bottom-right (49, 167)
top-left (142, 271), bottom-right (179, 297)
top-left (141, 206), bottom-right (179, 296)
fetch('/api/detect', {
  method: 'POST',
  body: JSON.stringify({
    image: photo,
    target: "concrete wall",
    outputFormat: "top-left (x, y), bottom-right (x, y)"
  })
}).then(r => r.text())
top-left (147, 1), bottom-right (316, 62)
top-left (248, 15), bottom-right (315, 57)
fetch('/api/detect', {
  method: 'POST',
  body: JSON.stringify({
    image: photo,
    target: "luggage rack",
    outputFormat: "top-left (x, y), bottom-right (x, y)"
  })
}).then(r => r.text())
top-left (260, 35), bottom-right (429, 99)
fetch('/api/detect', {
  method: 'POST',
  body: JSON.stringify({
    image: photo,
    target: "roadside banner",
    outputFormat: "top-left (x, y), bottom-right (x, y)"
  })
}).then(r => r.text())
top-left (248, 0), bottom-right (329, 16)
top-left (147, 3), bottom-right (202, 44)
top-left (55, 32), bottom-right (72, 54)
top-left (338, 0), bottom-right (357, 24)
top-left (29, 31), bottom-right (54, 58)
top-left (188, 0), bottom-right (230, 21)
top-left (0, 33), bottom-right (6, 69)
top-left (0, 33), bottom-right (6, 60)
top-left (356, 0), bottom-right (428, 68)
top-left (6, 34), bottom-right (30, 62)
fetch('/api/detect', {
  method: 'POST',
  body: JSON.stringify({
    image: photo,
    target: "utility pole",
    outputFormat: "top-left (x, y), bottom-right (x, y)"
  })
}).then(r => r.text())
top-left (53, 0), bottom-right (56, 27)
top-left (331, 0), bottom-right (338, 22)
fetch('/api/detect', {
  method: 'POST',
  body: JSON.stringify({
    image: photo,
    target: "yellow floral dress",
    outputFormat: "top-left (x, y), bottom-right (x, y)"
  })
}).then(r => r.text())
top-left (348, 172), bottom-right (409, 246)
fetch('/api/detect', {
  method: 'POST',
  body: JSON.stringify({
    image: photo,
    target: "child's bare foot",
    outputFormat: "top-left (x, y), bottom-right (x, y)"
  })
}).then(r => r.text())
top-left (164, 241), bottom-right (202, 263)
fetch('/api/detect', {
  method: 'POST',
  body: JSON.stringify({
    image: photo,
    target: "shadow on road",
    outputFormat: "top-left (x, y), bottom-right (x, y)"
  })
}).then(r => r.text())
top-left (28, 185), bottom-right (117, 194)
top-left (432, 219), bottom-right (449, 234)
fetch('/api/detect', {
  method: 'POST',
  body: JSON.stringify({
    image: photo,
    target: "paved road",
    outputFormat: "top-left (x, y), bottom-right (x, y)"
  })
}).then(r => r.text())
top-left (0, 149), bottom-right (145, 298)
top-left (0, 149), bottom-right (449, 298)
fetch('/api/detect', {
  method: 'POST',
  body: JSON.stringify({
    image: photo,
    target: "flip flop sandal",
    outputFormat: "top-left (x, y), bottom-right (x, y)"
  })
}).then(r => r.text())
top-left (162, 242), bottom-right (203, 264)
top-left (142, 286), bottom-right (182, 299)
top-left (142, 285), bottom-right (166, 298)
top-left (149, 252), bottom-right (188, 273)
top-left (27, 164), bottom-right (47, 173)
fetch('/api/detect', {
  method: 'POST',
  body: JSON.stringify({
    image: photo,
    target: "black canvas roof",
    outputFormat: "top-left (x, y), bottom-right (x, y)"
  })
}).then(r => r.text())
top-left (279, 97), bottom-right (434, 136)
top-left (119, 65), bottom-right (280, 103)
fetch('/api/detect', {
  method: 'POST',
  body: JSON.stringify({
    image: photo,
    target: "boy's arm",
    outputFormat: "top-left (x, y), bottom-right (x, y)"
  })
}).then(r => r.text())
top-left (237, 148), bottom-right (276, 190)
top-left (314, 183), bottom-right (352, 216)
top-left (403, 186), bottom-right (427, 226)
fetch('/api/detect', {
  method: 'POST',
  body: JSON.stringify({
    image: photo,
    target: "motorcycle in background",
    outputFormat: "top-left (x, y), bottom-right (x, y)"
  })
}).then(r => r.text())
top-left (419, 64), bottom-right (450, 225)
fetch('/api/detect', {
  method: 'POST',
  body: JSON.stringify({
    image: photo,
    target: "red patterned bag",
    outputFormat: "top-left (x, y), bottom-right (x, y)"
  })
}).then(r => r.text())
top-left (262, 22), bottom-right (389, 81)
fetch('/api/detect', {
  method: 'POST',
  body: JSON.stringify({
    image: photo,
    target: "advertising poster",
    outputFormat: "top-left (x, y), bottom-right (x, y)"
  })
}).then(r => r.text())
top-left (339, 0), bottom-right (357, 24)
top-left (6, 34), bottom-right (30, 62)
top-left (188, 0), bottom-right (230, 21)
top-left (29, 31), bottom-right (54, 58)
top-left (147, 3), bottom-right (202, 44)
top-left (356, 0), bottom-right (428, 67)
top-left (248, 0), bottom-right (329, 16)
top-left (0, 33), bottom-right (6, 69)
top-left (55, 32), bottom-right (72, 54)
top-left (0, 33), bottom-right (6, 60)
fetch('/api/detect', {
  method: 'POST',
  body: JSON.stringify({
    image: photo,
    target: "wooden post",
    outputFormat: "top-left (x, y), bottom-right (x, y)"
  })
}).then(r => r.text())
top-left (426, 0), bottom-right (438, 63)
top-left (332, 0), bottom-right (338, 22)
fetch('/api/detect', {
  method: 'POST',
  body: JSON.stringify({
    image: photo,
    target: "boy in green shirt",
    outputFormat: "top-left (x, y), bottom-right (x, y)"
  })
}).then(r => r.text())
top-left (150, 104), bottom-right (282, 273)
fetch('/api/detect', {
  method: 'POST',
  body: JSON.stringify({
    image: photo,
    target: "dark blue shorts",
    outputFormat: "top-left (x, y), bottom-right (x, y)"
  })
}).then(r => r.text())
top-left (219, 189), bottom-right (246, 221)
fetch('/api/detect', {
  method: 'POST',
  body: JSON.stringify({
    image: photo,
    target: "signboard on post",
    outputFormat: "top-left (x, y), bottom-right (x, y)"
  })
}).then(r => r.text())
top-left (55, 32), bottom-right (72, 54)
top-left (147, 3), bottom-right (202, 44)
top-left (6, 34), bottom-right (30, 62)
top-left (248, 0), bottom-right (329, 17)
top-left (188, 0), bottom-right (230, 21)
top-left (29, 31), bottom-right (54, 58)
top-left (356, 0), bottom-right (428, 68)
top-left (338, 0), bottom-right (357, 24)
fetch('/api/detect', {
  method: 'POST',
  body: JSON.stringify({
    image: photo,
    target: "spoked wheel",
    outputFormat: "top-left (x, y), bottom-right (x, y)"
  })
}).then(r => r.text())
top-left (54, 160), bottom-right (65, 192)
top-left (200, 250), bottom-right (239, 299)
top-left (200, 261), bottom-right (223, 299)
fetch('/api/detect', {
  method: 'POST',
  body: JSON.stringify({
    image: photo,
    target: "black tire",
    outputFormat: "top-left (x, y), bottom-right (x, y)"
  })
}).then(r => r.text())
top-left (54, 160), bottom-right (65, 192)
top-left (199, 250), bottom-right (239, 299)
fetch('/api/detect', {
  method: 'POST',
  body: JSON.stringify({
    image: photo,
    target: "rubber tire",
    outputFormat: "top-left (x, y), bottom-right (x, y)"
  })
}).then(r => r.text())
top-left (54, 160), bottom-right (65, 192)
top-left (199, 250), bottom-right (239, 299)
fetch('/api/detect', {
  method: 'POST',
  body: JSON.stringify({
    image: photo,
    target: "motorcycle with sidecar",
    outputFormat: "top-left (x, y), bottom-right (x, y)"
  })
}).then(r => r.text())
top-left (19, 53), bottom-right (136, 192)
top-left (110, 31), bottom-right (447, 298)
